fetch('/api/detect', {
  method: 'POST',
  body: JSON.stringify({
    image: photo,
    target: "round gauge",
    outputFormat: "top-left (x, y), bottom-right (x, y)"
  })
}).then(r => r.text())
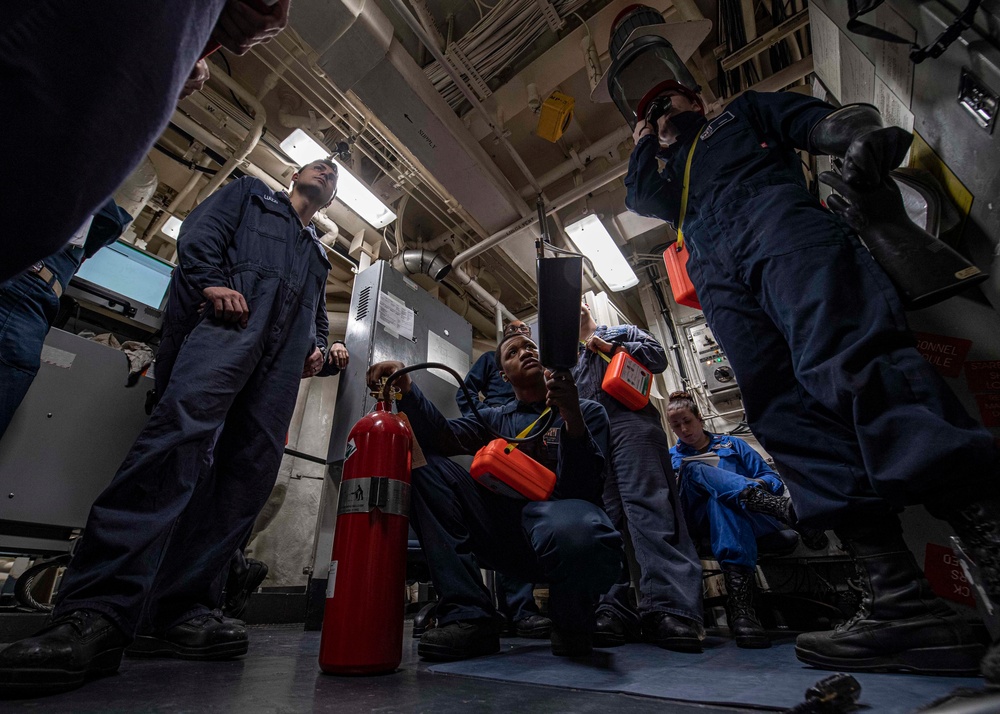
top-left (714, 366), bottom-right (734, 383)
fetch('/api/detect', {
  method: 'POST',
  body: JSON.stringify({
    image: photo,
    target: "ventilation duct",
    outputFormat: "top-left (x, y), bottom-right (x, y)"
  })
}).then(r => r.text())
top-left (392, 249), bottom-right (452, 282)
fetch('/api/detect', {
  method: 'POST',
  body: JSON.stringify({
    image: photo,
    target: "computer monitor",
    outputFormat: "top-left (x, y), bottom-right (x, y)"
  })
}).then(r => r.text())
top-left (74, 241), bottom-right (174, 310)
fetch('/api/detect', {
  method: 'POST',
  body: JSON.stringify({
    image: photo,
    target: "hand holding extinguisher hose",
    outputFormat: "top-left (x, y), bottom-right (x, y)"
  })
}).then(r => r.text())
top-left (373, 362), bottom-right (557, 444)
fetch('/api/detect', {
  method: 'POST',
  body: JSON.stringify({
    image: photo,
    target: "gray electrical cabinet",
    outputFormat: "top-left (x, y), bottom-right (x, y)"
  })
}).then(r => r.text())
top-left (0, 329), bottom-right (152, 554)
top-left (306, 261), bottom-right (473, 626)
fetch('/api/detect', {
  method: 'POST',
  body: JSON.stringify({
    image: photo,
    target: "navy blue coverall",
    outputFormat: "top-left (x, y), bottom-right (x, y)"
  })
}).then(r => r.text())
top-left (456, 351), bottom-right (538, 623)
top-left (572, 325), bottom-right (703, 629)
top-left (626, 90), bottom-right (1000, 526)
top-left (401, 384), bottom-right (623, 633)
top-left (53, 177), bottom-right (332, 636)
top-left (0, 200), bottom-right (131, 437)
top-left (672, 434), bottom-right (784, 572)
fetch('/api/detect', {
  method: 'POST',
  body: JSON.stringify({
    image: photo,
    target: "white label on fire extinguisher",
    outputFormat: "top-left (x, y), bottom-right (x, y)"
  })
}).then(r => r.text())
top-left (326, 561), bottom-right (338, 598)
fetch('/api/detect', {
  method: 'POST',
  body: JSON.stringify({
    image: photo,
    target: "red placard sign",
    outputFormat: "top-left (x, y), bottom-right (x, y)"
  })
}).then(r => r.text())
top-left (966, 361), bottom-right (1000, 393)
top-left (924, 542), bottom-right (977, 607)
top-left (975, 393), bottom-right (1000, 427)
top-left (912, 332), bottom-right (973, 379)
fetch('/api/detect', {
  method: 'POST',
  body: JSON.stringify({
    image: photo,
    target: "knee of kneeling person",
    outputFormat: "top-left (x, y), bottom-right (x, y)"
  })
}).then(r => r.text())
top-left (524, 501), bottom-right (622, 584)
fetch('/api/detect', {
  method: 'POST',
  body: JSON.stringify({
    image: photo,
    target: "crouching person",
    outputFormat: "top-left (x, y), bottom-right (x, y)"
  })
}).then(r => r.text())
top-left (366, 332), bottom-right (623, 661)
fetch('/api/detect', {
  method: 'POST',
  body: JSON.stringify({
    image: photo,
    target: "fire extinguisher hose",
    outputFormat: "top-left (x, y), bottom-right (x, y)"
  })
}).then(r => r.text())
top-left (381, 362), bottom-right (557, 444)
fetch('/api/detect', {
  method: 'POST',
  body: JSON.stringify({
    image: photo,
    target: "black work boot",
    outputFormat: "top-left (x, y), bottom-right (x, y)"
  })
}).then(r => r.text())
top-left (739, 487), bottom-right (829, 550)
top-left (795, 518), bottom-right (985, 676)
top-left (127, 612), bottom-right (248, 660)
top-left (514, 614), bottom-right (553, 639)
top-left (641, 612), bottom-right (704, 653)
top-left (417, 618), bottom-right (500, 661)
top-left (943, 499), bottom-right (1000, 683)
top-left (593, 611), bottom-right (639, 647)
top-left (723, 568), bottom-right (770, 649)
top-left (0, 610), bottom-right (128, 696)
top-left (224, 556), bottom-right (269, 620)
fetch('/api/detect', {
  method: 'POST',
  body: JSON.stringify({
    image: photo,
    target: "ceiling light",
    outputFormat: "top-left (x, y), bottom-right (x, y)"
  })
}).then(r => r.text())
top-left (162, 216), bottom-right (183, 240)
top-left (564, 214), bottom-right (639, 292)
top-left (280, 128), bottom-right (327, 166)
top-left (331, 158), bottom-right (397, 229)
top-left (280, 129), bottom-right (397, 229)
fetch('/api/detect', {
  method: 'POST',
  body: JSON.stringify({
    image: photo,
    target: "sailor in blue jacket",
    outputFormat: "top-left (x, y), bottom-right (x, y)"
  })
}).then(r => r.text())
top-left (456, 320), bottom-right (550, 638)
top-left (573, 304), bottom-right (703, 652)
top-left (667, 391), bottom-right (787, 649)
top-left (0, 161), bottom-right (339, 693)
top-left (368, 332), bottom-right (622, 661)
top-left (624, 82), bottom-right (1000, 676)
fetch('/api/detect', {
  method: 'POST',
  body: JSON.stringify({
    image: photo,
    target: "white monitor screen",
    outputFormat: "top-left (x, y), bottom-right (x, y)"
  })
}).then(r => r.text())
top-left (74, 242), bottom-right (173, 309)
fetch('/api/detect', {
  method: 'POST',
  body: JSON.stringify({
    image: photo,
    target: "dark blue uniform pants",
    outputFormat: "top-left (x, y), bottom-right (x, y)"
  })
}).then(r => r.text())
top-left (410, 453), bottom-right (623, 633)
top-left (0, 246), bottom-right (84, 437)
top-left (597, 409), bottom-right (704, 627)
top-left (678, 463), bottom-right (784, 571)
top-left (53, 281), bottom-right (307, 636)
top-left (686, 182), bottom-right (999, 527)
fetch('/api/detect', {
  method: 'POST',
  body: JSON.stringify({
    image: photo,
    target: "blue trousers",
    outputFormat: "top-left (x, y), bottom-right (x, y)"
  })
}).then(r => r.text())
top-left (495, 574), bottom-right (540, 622)
top-left (596, 407), bottom-right (704, 627)
top-left (53, 276), bottom-right (311, 636)
top-left (686, 183), bottom-right (1000, 527)
top-left (0, 246), bottom-right (84, 437)
top-left (678, 462), bottom-right (784, 571)
top-left (1, 0), bottom-right (226, 281)
top-left (410, 453), bottom-right (623, 633)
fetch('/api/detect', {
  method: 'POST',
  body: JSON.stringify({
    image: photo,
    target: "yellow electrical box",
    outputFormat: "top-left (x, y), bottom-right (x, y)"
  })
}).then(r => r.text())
top-left (536, 91), bottom-right (575, 142)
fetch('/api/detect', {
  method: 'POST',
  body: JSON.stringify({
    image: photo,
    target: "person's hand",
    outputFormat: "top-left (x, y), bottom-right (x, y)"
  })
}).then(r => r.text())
top-left (544, 369), bottom-right (585, 437)
top-left (632, 119), bottom-right (654, 145)
top-left (202, 286), bottom-right (250, 327)
top-left (211, 0), bottom-right (290, 56)
top-left (819, 170), bottom-right (908, 232)
top-left (842, 126), bottom-right (912, 190)
top-left (179, 59), bottom-right (210, 101)
top-left (366, 360), bottom-right (410, 395)
top-left (327, 342), bottom-right (349, 370)
top-left (302, 347), bottom-right (324, 378)
top-left (585, 335), bottom-right (616, 356)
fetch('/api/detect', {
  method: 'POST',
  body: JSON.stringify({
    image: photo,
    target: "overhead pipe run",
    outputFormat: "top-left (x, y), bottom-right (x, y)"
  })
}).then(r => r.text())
top-left (453, 159), bottom-right (629, 270)
top-left (387, 0), bottom-right (542, 198)
top-left (518, 124), bottom-right (632, 199)
top-left (196, 70), bottom-right (267, 203)
top-left (392, 247), bottom-right (516, 321)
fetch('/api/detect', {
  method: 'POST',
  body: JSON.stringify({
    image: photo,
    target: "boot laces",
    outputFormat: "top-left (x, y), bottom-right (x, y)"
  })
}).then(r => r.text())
top-left (725, 572), bottom-right (756, 620)
top-left (837, 545), bottom-right (872, 631)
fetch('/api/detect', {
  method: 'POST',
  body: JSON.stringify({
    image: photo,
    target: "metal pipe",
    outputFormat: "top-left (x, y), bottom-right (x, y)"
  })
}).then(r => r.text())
top-left (518, 125), bottom-right (632, 199)
top-left (495, 305), bottom-right (503, 341)
top-left (145, 156), bottom-right (213, 240)
top-left (196, 71), bottom-right (267, 203)
top-left (450, 263), bottom-right (517, 320)
top-left (452, 159), bottom-right (628, 270)
top-left (387, 0), bottom-right (541, 195)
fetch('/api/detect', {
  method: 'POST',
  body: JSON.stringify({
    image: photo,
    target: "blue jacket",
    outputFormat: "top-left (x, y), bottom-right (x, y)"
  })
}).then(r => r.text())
top-left (165, 177), bottom-right (332, 356)
top-left (671, 432), bottom-right (782, 493)
top-left (625, 91), bottom-right (835, 241)
top-left (400, 383), bottom-right (611, 505)
top-left (572, 323), bottom-right (666, 418)
top-left (456, 351), bottom-right (515, 417)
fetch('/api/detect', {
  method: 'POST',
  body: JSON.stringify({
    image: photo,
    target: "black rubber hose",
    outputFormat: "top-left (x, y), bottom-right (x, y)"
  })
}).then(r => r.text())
top-left (14, 554), bottom-right (72, 612)
top-left (381, 362), bottom-right (557, 443)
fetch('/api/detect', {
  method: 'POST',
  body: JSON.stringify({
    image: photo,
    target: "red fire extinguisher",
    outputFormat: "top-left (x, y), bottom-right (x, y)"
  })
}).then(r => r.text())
top-left (318, 386), bottom-right (412, 675)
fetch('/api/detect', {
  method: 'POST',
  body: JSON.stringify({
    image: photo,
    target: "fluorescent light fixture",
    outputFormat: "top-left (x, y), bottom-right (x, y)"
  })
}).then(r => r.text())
top-left (279, 128), bottom-right (397, 229)
top-left (280, 128), bottom-right (327, 166)
top-left (162, 216), bottom-right (184, 240)
top-left (564, 214), bottom-right (639, 291)
top-left (331, 158), bottom-right (397, 229)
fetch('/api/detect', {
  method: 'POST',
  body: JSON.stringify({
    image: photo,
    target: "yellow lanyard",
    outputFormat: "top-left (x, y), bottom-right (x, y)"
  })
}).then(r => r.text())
top-left (504, 407), bottom-right (551, 454)
top-left (581, 340), bottom-right (613, 364)
top-left (676, 133), bottom-right (701, 250)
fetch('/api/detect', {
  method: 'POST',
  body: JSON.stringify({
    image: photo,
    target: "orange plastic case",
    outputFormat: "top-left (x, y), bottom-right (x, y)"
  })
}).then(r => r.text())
top-left (470, 439), bottom-right (556, 501)
top-left (601, 351), bottom-right (652, 411)
top-left (663, 244), bottom-right (701, 310)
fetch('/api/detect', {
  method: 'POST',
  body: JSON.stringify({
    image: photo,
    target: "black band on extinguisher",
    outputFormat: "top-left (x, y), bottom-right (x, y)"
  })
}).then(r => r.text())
top-left (338, 477), bottom-right (411, 517)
